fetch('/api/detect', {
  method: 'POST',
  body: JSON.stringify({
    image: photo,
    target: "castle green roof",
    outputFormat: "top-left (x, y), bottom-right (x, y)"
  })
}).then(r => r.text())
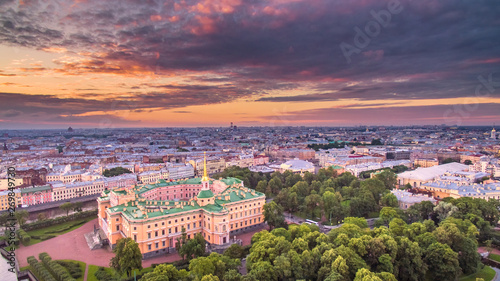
top-left (104, 177), bottom-right (265, 221)
top-left (20, 185), bottom-right (51, 194)
top-left (197, 189), bottom-right (214, 198)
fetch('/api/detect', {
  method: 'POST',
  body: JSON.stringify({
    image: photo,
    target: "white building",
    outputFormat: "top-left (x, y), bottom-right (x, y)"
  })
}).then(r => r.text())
top-left (397, 162), bottom-right (469, 188)
top-left (270, 158), bottom-right (315, 174)
top-left (166, 163), bottom-right (195, 180)
top-left (51, 173), bottom-right (137, 201)
top-left (391, 189), bottom-right (436, 209)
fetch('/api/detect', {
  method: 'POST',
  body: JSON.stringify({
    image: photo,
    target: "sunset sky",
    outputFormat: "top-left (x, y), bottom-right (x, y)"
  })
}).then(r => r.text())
top-left (1, 0), bottom-right (499, 129)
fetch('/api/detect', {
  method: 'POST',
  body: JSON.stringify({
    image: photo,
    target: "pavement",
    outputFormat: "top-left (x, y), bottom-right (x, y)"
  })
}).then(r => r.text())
top-left (16, 218), bottom-right (182, 268)
top-left (492, 267), bottom-right (500, 281)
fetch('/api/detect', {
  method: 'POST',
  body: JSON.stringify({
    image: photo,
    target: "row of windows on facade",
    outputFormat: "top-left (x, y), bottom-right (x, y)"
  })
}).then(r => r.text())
top-left (123, 217), bottom-right (261, 238)
top-left (115, 205), bottom-right (261, 230)
top-left (143, 232), bottom-right (207, 251)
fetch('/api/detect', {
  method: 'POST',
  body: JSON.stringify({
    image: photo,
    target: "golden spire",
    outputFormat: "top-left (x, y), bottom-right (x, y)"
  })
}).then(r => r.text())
top-left (201, 151), bottom-right (209, 182)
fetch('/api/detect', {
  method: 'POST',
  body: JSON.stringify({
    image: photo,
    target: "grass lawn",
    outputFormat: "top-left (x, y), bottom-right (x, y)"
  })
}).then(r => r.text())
top-left (459, 265), bottom-right (496, 281)
top-left (23, 217), bottom-right (94, 246)
top-left (87, 265), bottom-right (114, 281)
top-left (489, 253), bottom-right (500, 263)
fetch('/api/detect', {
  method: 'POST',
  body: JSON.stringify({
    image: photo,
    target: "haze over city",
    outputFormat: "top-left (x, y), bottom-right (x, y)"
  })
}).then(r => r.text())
top-left (1, 0), bottom-right (499, 129)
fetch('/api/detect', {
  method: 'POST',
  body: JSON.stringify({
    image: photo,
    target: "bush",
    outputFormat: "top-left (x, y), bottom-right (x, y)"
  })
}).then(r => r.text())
top-left (94, 267), bottom-right (113, 281)
top-left (17, 228), bottom-right (31, 244)
top-left (39, 252), bottom-right (76, 281)
top-left (56, 261), bottom-right (82, 279)
top-left (27, 256), bottom-right (57, 281)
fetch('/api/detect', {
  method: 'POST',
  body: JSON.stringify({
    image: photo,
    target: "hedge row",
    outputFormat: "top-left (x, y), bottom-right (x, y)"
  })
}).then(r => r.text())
top-left (17, 228), bottom-right (31, 244)
top-left (46, 220), bottom-right (88, 234)
top-left (31, 234), bottom-right (56, 241)
top-left (27, 256), bottom-right (57, 281)
top-left (22, 210), bottom-right (97, 231)
top-left (56, 261), bottom-right (83, 279)
top-left (94, 267), bottom-right (113, 281)
top-left (5, 229), bottom-right (20, 246)
top-left (39, 252), bottom-right (76, 281)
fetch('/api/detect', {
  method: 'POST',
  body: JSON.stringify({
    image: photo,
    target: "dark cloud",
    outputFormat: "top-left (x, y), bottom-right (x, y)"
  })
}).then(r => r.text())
top-left (261, 103), bottom-right (500, 125)
top-left (1, 0), bottom-right (500, 126)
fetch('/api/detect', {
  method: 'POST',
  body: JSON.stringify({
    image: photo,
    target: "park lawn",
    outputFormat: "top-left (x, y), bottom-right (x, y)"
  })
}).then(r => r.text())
top-left (87, 265), bottom-right (114, 281)
top-left (59, 259), bottom-right (86, 281)
top-left (459, 265), bottom-right (496, 281)
top-left (489, 253), bottom-right (500, 263)
top-left (23, 217), bottom-right (94, 246)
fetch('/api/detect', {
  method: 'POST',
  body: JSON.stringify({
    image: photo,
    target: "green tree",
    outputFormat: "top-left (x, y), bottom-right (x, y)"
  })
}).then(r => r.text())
top-left (442, 158), bottom-right (456, 164)
top-left (109, 238), bottom-right (143, 277)
top-left (0, 212), bottom-right (10, 226)
top-left (256, 180), bottom-right (267, 193)
top-left (323, 191), bottom-right (344, 224)
top-left (394, 237), bottom-right (427, 281)
top-left (247, 261), bottom-right (277, 281)
top-left (14, 210), bottom-right (29, 226)
top-left (180, 232), bottom-right (206, 260)
top-left (59, 202), bottom-right (73, 216)
top-left (379, 207), bottom-right (399, 225)
top-left (176, 227), bottom-right (188, 260)
top-left (360, 178), bottom-right (386, 203)
top-left (433, 202), bottom-right (457, 222)
top-left (305, 192), bottom-right (322, 219)
top-left (223, 269), bottom-right (242, 281)
top-left (375, 170), bottom-right (397, 190)
top-left (37, 213), bottom-right (47, 221)
top-left (343, 217), bottom-right (368, 229)
top-left (201, 274), bottom-right (220, 281)
top-left (73, 202), bottom-right (83, 212)
top-left (103, 167), bottom-right (132, 177)
top-left (224, 243), bottom-right (245, 260)
top-left (424, 242), bottom-right (460, 281)
top-left (263, 201), bottom-right (287, 230)
top-left (380, 193), bottom-right (398, 208)
top-left (190, 253), bottom-right (241, 280)
top-left (267, 177), bottom-right (283, 195)
top-left (140, 264), bottom-right (188, 281)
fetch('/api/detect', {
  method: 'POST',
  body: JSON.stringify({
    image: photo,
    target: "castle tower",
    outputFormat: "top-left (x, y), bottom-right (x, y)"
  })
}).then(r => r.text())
top-left (201, 151), bottom-right (210, 190)
top-left (491, 128), bottom-right (496, 139)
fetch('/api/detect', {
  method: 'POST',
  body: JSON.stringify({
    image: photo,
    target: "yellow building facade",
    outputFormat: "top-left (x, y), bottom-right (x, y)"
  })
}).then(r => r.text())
top-left (97, 157), bottom-right (265, 258)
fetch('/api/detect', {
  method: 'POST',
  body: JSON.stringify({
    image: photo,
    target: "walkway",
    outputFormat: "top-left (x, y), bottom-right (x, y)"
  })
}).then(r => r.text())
top-left (16, 218), bottom-right (182, 268)
top-left (492, 267), bottom-right (500, 281)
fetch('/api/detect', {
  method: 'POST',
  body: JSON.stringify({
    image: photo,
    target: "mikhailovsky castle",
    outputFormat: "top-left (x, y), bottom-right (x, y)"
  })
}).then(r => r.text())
top-left (97, 153), bottom-right (266, 258)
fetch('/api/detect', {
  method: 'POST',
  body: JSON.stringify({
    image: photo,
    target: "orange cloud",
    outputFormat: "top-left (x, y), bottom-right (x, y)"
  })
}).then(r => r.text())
top-left (150, 15), bottom-right (162, 22)
top-left (42, 47), bottom-right (68, 53)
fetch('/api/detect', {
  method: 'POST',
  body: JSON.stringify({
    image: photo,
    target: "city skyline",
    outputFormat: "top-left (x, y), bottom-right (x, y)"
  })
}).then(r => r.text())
top-left (1, 0), bottom-right (500, 129)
